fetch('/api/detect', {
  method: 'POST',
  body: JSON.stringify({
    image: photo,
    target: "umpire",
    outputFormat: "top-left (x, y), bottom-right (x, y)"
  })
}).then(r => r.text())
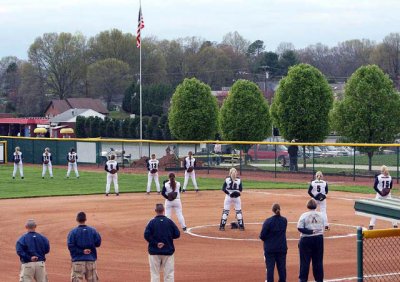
top-left (16, 219), bottom-right (50, 282)
top-left (67, 211), bottom-right (102, 282)
top-left (259, 203), bottom-right (288, 282)
top-left (144, 203), bottom-right (180, 282)
top-left (297, 199), bottom-right (325, 282)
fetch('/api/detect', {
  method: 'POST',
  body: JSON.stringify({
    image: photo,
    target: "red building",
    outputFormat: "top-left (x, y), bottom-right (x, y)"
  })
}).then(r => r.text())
top-left (0, 117), bottom-right (49, 137)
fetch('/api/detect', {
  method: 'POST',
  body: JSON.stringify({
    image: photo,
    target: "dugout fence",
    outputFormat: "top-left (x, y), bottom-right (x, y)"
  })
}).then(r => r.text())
top-left (357, 228), bottom-right (400, 281)
top-left (1, 136), bottom-right (400, 183)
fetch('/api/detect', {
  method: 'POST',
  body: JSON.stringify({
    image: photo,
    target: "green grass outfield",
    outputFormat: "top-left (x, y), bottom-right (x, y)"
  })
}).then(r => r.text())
top-left (0, 165), bottom-right (376, 199)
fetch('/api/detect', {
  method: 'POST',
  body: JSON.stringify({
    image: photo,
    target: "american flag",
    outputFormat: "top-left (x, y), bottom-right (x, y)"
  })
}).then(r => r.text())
top-left (136, 7), bottom-right (144, 48)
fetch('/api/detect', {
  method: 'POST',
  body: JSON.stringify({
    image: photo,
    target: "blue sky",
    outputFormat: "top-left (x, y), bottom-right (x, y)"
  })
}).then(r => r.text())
top-left (1, 0), bottom-right (400, 59)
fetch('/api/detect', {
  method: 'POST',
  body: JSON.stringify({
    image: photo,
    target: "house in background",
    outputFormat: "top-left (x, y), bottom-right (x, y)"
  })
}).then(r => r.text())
top-left (0, 117), bottom-right (49, 136)
top-left (49, 108), bottom-right (105, 138)
top-left (45, 98), bottom-right (109, 118)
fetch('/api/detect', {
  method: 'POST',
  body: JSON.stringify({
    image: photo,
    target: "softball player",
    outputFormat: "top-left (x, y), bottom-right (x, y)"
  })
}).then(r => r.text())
top-left (146, 154), bottom-right (160, 194)
top-left (66, 148), bottom-right (79, 178)
top-left (161, 173), bottom-right (187, 231)
top-left (182, 151), bottom-right (199, 192)
top-left (105, 154), bottom-right (119, 196)
top-left (219, 168), bottom-right (245, 231)
top-left (42, 148), bottom-right (53, 179)
top-left (308, 171), bottom-right (329, 230)
top-left (12, 146), bottom-right (24, 179)
top-left (369, 165), bottom-right (398, 230)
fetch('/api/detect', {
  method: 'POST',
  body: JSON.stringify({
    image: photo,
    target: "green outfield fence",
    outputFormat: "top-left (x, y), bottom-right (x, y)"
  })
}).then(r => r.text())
top-left (2, 136), bottom-right (400, 182)
top-left (357, 227), bottom-right (400, 281)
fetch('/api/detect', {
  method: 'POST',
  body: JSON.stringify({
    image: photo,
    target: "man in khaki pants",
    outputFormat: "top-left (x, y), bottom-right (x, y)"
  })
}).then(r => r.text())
top-left (67, 212), bottom-right (102, 282)
top-left (144, 204), bottom-right (181, 282)
top-left (16, 219), bottom-right (50, 282)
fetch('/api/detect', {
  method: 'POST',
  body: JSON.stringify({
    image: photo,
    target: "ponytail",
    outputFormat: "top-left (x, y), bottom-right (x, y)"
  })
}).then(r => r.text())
top-left (272, 203), bottom-right (281, 216)
top-left (169, 173), bottom-right (176, 191)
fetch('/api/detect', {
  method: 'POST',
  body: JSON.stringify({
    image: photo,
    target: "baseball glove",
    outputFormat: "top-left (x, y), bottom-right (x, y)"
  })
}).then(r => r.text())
top-left (69, 159), bottom-right (75, 163)
top-left (43, 160), bottom-right (49, 164)
top-left (186, 166), bottom-right (194, 173)
top-left (167, 191), bottom-right (178, 201)
top-left (150, 168), bottom-right (158, 174)
top-left (14, 159), bottom-right (20, 164)
top-left (109, 169), bottom-right (117, 174)
top-left (315, 193), bottom-right (326, 201)
top-left (230, 222), bottom-right (239, 229)
top-left (381, 188), bottom-right (391, 197)
top-left (230, 191), bottom-right (241, 198)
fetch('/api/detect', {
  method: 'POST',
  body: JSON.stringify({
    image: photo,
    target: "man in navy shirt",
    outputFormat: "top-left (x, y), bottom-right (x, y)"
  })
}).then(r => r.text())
top-left (67, 211), bottom-right (102, 282)
top-left (259, 203), bottom-right (288, 282)
top-left (144, 203), bottom-right (180, 282)
top-left (16, 219), bottom-right (50, 282)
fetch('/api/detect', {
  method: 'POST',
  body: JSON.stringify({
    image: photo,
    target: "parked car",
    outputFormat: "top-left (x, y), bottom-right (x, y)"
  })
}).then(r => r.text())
top-left (101, 148), bottom-right (131, 165)
top-left (320, 146), bottom-right (349, 157)
top-left (246, 144), bottom-right (289, 163)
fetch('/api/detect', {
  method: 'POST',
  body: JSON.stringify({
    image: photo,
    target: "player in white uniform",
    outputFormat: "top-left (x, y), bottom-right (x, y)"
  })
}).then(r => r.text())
top-left (162, 173), bottom-right (187, 231)
top-left (146, 154), bottom-right (160, 194)
top-left (105, 154), bottom-right (119, 196)
top-left (42, 148), bottom-right (53, 179)
top-left (308, 171), bottom-right (329, 231)
top-left (12, 146), bottom-right (24, 179)
top-left (66, 148), bottom-right (79, 178)
top-left (369, 165), bottom-right (398, 230)
top-left (219, 168), bottom-right (245, 231)
top-left (182, 151), bottom-right (199, 192)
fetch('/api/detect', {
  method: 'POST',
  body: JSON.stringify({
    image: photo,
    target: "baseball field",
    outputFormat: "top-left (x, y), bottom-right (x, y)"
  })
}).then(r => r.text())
top-left (0, 164), bottom-right (395, 281)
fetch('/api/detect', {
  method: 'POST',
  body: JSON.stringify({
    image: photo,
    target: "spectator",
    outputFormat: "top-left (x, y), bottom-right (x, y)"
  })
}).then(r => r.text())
top-left (297, 199), bottom-right (325, 282)
top-left (67, 211), bottom-right (102, 282)
top-left (288, 140), bottom-right (299, 172)
top-left (144, 203), bottom-right (181, 282)
top-left (259, 203), bottom-right (288, 282)
top-left (214, 143), bottom-right (222, 165)
top-left (16, 219), bottom-right (50, 282)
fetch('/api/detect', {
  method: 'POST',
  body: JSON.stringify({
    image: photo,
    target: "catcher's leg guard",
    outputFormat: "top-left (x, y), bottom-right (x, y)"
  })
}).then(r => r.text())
top-left (220, 209), bottom-right (229, 230)
top-left (236, 210), bottom-right (244, 230)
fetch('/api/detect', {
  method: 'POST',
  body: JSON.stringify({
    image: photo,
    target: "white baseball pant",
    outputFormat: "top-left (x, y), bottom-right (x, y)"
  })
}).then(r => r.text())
top-left (183, 170), bottom-right (198, 190)
top-left (13, 162), bottom-right (24, 178)
top-left (106, 173), bottom-right (119, 194)
top-left (67, 162), bottom-right (79, 177)
top-left (317, 199), bottom-right (329, 227)
top-left (149, 254), bottom-right (174, 282)
top-left (42, 163), bottom-right (53, 177)
top-left (147, 172), bottom-right (160, 193)
top-left (165, 199), bottom-right (186, 229)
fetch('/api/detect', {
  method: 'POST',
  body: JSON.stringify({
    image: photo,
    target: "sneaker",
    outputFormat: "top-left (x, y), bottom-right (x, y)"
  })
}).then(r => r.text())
top-left (394, 225), bottom-right (398, 229)
top-left (146, 192), bottom-right (150, 195)
top-left (12, 176), bottom-right (15, 179)
top-left (42, 177), bottom-right (44, 179)
top-left (77, 176), bottom-right (79, 179)
top-left (21, 177), bottom-right (24, 179)
top-left (195, 189), bottom-right (199, 193)
top-left (105, 193), bottom-right (109, 196)
top-left (239, 226), bottom-right (245, 231)
top-left (66, 176), bottom-right (69, 179)
top-left (182, 189), bottom-right (186, 193)
top-left (157, 192), bottom-right (161, 195)
top-left (219, 226), bottom-right (225, 231)
top-left (116, 193), bottom-right (119, 196)
top-left (324, 226), bottom-right (330, 231)
top-left (183, 227), bottom-right (187, 232)
top-left (368, 225), bottom-right (374, 230)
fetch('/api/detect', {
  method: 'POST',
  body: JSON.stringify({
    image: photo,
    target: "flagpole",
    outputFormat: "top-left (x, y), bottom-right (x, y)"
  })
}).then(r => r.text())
top-left (139, 0), bottom-right (143, 157)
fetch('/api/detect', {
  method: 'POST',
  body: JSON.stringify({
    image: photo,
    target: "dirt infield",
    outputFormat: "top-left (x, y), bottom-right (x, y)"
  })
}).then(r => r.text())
top-left (1, 187), bottom-right (392, 282)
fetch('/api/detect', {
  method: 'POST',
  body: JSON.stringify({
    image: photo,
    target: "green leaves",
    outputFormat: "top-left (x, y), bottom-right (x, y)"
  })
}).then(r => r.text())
top-left (220, 79), bottom-right (271, 142)
top-left (168, 78), bottom-right (219, 140)
top-left (271, 64), bottom-right (333, 142)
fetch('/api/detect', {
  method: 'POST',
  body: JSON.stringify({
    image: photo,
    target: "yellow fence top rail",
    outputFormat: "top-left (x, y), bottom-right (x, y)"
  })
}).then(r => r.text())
top-left (363, 228), bottom-right (400, 239)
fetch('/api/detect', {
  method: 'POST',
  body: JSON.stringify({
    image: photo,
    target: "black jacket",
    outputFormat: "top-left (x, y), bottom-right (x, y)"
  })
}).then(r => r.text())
top-left (259, 215), bottom-right (288, 253)
top-left (288, 145), bottom-right (298, 158)
top-left (144, 215), bottom-right (180, 255)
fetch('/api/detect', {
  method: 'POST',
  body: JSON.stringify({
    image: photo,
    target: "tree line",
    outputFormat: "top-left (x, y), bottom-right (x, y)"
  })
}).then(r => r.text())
top-left (1, 30), bottom-right (400, 116)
